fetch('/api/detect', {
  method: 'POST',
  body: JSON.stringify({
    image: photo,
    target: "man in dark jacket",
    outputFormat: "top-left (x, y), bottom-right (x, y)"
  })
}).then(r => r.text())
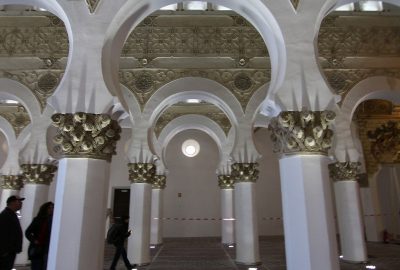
top-left (0, 195), bottom-right (24, 270)
top-left (109, 216), bottom-right (136, 270)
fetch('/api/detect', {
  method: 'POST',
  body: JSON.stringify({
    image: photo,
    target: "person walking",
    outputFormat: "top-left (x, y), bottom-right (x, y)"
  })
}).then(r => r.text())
top-left (0, 195), bottom-right (25, 270)
top-left (25, 202), bottom-right (54, 270)
top-left (108, 216), bottom-right (136, 270)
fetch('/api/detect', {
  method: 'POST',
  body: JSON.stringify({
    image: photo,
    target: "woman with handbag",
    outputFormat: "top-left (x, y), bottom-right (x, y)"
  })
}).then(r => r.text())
top-left (25, 202), bottom-right (54, 270)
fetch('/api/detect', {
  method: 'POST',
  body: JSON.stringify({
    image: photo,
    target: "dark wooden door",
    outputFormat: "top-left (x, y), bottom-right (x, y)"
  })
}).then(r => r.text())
top-left (113, 188), bottom-right (130, 219)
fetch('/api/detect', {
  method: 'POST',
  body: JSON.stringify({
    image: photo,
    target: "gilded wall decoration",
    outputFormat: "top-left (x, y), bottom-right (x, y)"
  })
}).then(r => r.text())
top-left (21, 164), bottom-right (57, 185)
top-left (154, 104), bottom-right (231, 137)
top-left (119, 69), bottom-right (269, 110)
top-left (231, 163), bottom-right (259, 183)
top-left (51, 112), bottom-right (121, 161)
top-left (128, 163), bottom-right (156, 184)
top-left (218, 174), bottom-right (234, 189)
top-left (268, 110), bottom-right (335, 155)
top-left (0, 105), bottom-right (30, 137)
top-left (0, 175), bottom-right (23, 190)
top-left (152, 174), bottom-right (166, 189)
top-left (368, 121), bottom-right (400, 163)
top-left (329, 162), bottom-right (360, 181)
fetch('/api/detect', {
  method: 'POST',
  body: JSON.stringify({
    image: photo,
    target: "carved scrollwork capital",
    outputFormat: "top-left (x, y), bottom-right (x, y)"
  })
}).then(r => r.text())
top-left (329, 162), bottom-right (361, 181)
top-left (51, 112), bottom-right (121, 161)
top-left (218, 175), bottom-right (234, 189)
top-left (128, 163), bottom-right (156, 184)
top-left (268, 110), bottom-right (335, 155)
top-left (231, 163), bottom-right (259, 183)
top-left (21, 164), bottom-right (57, 185)
top-left (152, 175), bottom-right (167, 189)
top-left (0, 175), bottom-right (23, 190)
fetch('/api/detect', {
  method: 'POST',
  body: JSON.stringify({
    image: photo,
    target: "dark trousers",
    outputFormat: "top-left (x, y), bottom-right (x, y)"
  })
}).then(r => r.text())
top-left (0, 252), bottom-right (16, 270)
top-left (30, 253), bottom-right (48, 270)
top-left (110, 245), bottom-right (131, 270)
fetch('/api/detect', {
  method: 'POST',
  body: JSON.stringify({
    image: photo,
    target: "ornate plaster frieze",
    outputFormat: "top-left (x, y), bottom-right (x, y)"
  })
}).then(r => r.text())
top-left (51, 112), bottom-right (121, 161)
top-left (120, 69), bottom-right (269, 110)
top-left (86, 0), bottom-right (101, 13)
top-left (154, 104), bottom-right (231, 137)
top-left (329, 162), bottom-right (360, 181)
top-left (368, 120), bottom-right (400, 163)
top-left (268, 110), bottom-right (336, 155)
top-left (0, 105), bottom-right (30, 137)
top-left (231, 163), bottom-right (259, 183)
top-left (218, 174), bottom-right (234, 189)
top-left (0, 175), bottom-right (23, 190)
top-left (152, 174), bottom-right (166, 189)
top-left (21, 164), bottom-right (57, 185)
top-left (1, 70), bottom-right (64, 110)
top-left (128, 163), bottom-right (156, 184)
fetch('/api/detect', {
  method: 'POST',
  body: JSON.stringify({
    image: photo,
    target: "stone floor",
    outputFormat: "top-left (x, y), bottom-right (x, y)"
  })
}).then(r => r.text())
top-left (15, 236), bottom-right (400, 270)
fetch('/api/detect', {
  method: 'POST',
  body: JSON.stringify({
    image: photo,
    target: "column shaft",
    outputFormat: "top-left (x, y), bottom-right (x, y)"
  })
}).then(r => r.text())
top-left (234, 182), bottom-right (260, 264)
top-left (334, 181), bottom-right (367, 262)
top-left (220, 188), bottom-right (235, 245)
top-left (279, 155), bottom-right (339, 270)
top-left (0, 189), bottom-right (18, 209)
top-left (47, 158), bottom-right (110, 270)
top-left (150, 188), bottom-right (163, 245)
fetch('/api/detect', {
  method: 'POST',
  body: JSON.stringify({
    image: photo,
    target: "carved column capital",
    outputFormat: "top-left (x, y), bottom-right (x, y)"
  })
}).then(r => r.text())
top-left (268, 110), bottom-right (335, 155)
top-left (218, 175), bottom-right (234, 189)
top-left (0, 175), bottom-right (23, 190)
top-left (329, 162), bottom-right (361, 181)
top-left (51, 112), bottom-right (121, 161)
top-left (128, 163), bottom-right (156, 184)
top-left (21, 164), bottom-right (57, 185)
top-left (231, 163), bottom-right (259, 183)
top-left (152, 175), bottom-right (166, 189)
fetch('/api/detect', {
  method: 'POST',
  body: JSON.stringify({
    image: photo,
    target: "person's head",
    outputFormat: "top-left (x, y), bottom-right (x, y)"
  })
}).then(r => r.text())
top-left (37, 202), bottom-right (54, 219)
top-left (6, 195), bottom-right (24, 212)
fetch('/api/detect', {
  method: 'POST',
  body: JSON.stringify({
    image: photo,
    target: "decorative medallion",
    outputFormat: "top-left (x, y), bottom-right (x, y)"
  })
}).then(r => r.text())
top-left (128, 163), bottom-right (156, 184)
top-left (0, 175), bottom-right (23, 190)
top-left (134, 73), bottom-right (154, 93)
top-left (329, 162), bottom-right (360, 181)
top-left (231, 163), bottom-right (259, 183)
top-left (234, 73), bottom-right (252, 91)
top-left (37, 73), bottom-right (59, 95)
top-left (268, 110), bottom-right (335, 155)
top-left (21, 164), bottom-right (57, 185)
top-left (218, 175), bottom-right (234, 189)
top-left (51, 112), bottom-right (121, 161)
top-left (86, 0), bottom-right (101, 13)
top-left (152, 175), bottom-right (167, 189)
top-left (368, 120), bottom-right (400, 163)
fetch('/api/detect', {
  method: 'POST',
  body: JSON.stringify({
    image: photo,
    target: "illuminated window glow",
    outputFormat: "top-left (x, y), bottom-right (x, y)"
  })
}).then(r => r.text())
top-left (160, 4), bottom-right (177, 10)
top-left (183, 1), bottom-right (207, 10)
top-left (335, 3), bottom-right (355, 11)
top-left (182, 139), bottom-right (200, 157)
top-left (215, 5), bottom-right (231, 11)
top-left (360, 1), bottom-right (383, 11)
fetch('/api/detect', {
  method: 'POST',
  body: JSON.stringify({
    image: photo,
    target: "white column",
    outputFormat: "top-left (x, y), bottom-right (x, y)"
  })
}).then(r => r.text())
top-left (47, 158), bottom-right (110, 270)
top-left (150, 188), bottom-right (163, 245)
top-left (221, 188), bottom-right (235, 245)
top-left (16, 184), bottom-right (50, 265)
top-left (234, 182), bottom-right (260, 264)
top-left (0, 189), bottom-right (18, 210)
top-left (334, 180), bottom-right (367, 262)
top-left (128, 183), bottom-right (152, 265)
top-left (279, 155), bottom-right (339, 270)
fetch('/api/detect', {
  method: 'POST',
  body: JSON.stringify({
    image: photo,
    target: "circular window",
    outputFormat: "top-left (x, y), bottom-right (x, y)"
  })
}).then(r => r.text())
top-left (182, 139), bottom-right (200, 157)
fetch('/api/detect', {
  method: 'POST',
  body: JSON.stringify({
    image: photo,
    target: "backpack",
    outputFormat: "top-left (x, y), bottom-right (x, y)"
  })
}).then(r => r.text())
top-left (106, 224), bottom-right (120, 244)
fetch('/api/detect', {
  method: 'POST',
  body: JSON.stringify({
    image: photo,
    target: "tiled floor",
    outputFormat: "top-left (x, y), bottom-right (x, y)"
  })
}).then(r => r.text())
top-left (15, 236), bottom-right (400, 270)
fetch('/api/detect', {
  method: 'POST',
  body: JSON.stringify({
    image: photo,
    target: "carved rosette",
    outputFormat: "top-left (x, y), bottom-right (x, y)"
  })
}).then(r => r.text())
top-left (268, 110), bottom-right (335, 155)
top-left (218, 175), bottom-right (234, 189)
top-left (21, 164), bottom-right (57, 185)
top-left (329, 162), bottom-right (360, 181)
top-left (152, 175), bottom-right (167, 189)
top-left (51, 112), bottom-right (121, 161)
top-left (0, 175), bottom-right (23, 190)
top-left (128, 163), bottom-right (156, 184)
top-left (231, 163), bottom-right (259, 183)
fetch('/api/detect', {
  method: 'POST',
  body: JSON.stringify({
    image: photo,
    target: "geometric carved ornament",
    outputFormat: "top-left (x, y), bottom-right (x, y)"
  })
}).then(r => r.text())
top-left (367, 121), bottom-right (400, 164)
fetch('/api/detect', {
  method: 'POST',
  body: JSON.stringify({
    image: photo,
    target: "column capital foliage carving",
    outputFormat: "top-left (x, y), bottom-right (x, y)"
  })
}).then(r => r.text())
top-left (329, 162), bottom-right (360, 181)
top-left (268, 110), bottom-right (335, 155)
top-left (231, 163), bottom-right (259, 183)
top-left (152, 175), bottom-right (166, 189)
top-left (21, 164), bottom-right (57, 185)
top-left (0, 175), bottom-right (23, 190)
top-left (51, 113), bottom-right (121, 161)
top-left (218, 175), bottom-right (235, 189)
top-left (128, 163), bottom-right (156, 184)
top-left (367, 120), bottom-right (400, 163)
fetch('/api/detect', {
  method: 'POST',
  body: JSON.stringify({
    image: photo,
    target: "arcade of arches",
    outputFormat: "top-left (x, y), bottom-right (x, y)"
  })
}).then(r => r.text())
top-left (0, 1), bottom-right (400, 270)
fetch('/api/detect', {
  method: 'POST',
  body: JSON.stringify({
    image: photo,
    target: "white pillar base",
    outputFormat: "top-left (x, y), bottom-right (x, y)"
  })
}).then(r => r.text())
top-left (234, 182), bottom-right (260, 264)
top-left (221, 188), bottom-right (235, 245)
top-left (47, 158), bottom-right (110, 270)
top-left (150, 188), bottom-right (163, 245)
top-left (279, 155), bottom-right (339, 270)
top-left (128, 183), bottom-right (152, 265)
top-left (0, 189), bottom-right (18, 210)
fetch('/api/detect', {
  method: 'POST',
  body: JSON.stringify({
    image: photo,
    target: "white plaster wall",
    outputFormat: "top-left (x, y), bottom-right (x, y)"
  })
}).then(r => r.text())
top-left (253, 128), bottom-right (283, 235)
top-left (0, 132), bottom-right (7, 169)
